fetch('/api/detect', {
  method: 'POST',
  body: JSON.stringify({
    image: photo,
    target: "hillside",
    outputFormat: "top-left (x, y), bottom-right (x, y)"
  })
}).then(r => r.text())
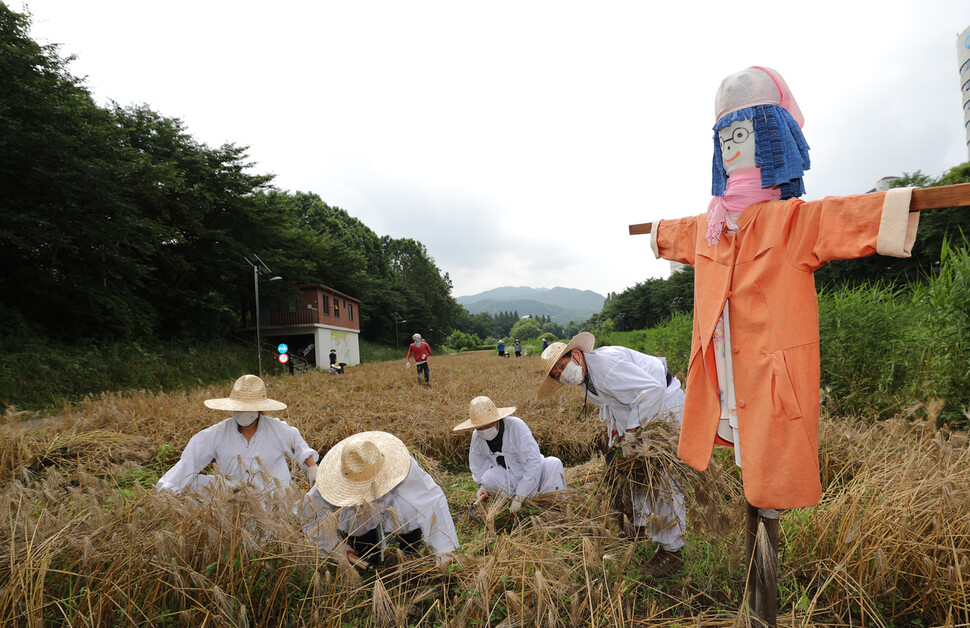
top-left (457, 286), bottom-right (605, 324)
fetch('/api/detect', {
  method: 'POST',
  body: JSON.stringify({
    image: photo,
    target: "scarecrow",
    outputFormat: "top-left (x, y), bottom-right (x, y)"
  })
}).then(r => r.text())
top-left (538, 333), bottom-right (687, 578)
top-left (453, 396), bottom-right (565, 519)
top-left (636, 66), bottom-right (927, 622)
top-left (155, 374), bottom-right (318, 496)
top-left (300, 431), bottom-right (459, 568)
top-left (405, 333), bottom-right (432, 385)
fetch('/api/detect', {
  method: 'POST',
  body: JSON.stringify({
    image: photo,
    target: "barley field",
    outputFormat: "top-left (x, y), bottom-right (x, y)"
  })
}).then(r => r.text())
top-left (2, 351), bottom-right (968, 627)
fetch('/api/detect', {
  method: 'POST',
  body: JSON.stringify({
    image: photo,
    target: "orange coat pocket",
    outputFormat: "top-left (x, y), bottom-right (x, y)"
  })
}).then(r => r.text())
top-left (770, 350), bottom-right (803, 421)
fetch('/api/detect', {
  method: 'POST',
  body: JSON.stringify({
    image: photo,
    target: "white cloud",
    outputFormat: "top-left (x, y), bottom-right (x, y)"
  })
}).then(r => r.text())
top-left (21, 0), bottom-right (970, 298)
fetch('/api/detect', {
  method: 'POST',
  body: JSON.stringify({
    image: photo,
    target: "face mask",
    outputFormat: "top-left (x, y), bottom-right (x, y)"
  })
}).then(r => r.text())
top-left (477, 426), bottom-right (499, 441)
top-left (234, 411), bottom-right (259, 427)
top-left (559, 361), bottom-right (584, 386)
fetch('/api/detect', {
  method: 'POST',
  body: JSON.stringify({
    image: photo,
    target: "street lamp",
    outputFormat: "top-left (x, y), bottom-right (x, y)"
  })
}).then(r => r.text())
top-left (244, 254), bottom-right (282, 377)
top-left (391, 312), bottom-right (407, 351)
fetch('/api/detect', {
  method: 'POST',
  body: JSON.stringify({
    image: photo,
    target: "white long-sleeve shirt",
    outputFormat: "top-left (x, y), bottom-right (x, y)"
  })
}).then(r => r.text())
top-left (155, 416), bottom-right (318, 494)
top-left (469, 416), bottom-right (545, 498)
top-left (301, 457), bottom-right (458, 556)
top-left (583, 346), bottom-right (685, 436)
top-left (301, 456), bottom-right (459, 558)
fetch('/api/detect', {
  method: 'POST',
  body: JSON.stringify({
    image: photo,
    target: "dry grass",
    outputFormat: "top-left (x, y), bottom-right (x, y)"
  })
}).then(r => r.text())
top-left (1, 351), bottom-right (968, 626)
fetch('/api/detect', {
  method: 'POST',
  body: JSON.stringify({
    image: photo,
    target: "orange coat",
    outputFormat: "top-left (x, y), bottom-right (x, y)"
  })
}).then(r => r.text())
top-left (653, 190), bottom-right (917, 508)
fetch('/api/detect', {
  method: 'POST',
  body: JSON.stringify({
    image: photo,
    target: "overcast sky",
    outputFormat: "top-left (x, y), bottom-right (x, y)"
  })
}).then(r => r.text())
top-left (19, 1), bottom-right (969, 298)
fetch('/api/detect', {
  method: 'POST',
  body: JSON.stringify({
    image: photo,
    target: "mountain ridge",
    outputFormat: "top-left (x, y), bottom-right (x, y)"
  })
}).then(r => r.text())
top-left (456, 286), bottom-right (605, 325)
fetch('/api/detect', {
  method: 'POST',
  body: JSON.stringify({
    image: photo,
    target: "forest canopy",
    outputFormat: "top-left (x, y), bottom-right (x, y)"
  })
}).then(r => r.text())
top-left (0, 4), bottom-right (460, 349)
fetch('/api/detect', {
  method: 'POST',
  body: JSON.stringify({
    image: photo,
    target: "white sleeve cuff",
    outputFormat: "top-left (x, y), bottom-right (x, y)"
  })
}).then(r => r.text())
top-left (649, 222), bottom-right (661, 259)
top-left (876, 187), bottom-right (918, 258)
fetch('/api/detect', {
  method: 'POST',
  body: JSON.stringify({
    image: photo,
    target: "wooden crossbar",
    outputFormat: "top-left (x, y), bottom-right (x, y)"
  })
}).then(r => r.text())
top-left (628, 183), bottom-right (970, 236)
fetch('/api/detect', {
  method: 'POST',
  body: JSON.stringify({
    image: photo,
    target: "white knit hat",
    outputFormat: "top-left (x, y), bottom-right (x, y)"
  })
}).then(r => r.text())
top-left (714, 66), bottom-right (804, 128)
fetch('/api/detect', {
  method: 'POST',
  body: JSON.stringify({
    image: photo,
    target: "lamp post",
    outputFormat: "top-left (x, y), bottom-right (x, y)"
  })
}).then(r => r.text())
top-left (391, 312), bottom-right (407, 351)
top-left (244, 254), bottom-right (282, 377)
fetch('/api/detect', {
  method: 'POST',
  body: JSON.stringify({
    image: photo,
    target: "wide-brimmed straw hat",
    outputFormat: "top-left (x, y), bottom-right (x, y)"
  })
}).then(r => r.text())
top-left (453, 396), bottom-right (516, 431)
top-left (316, 431), bottom-right (411, 507)
top-left (203, 374), bottom-right (287, 412)
top-left (536, 332), bottom-right (595, 401)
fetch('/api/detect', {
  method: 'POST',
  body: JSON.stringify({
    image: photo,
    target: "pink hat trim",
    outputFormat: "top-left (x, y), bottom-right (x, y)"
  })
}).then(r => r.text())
top-left (750, 66), bottom-right (804, 128)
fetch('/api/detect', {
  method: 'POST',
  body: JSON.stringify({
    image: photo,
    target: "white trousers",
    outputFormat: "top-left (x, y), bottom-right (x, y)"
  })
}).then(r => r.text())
top-left (630, 471), bottom-right (685, 551)
top-left (478, 457), bottom-right (565, 497)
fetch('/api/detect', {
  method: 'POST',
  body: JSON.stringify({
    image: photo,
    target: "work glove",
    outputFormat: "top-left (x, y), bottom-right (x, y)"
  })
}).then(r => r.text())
top-left (510, 496), bottom-right (523, 514)
top-left (345, 548), bottom-right (372, 572)
top-left (405, 361), bottom-right (411, 368)
top-left (308, 465), bottom-right (318, 486)
top-left (475, 487), bottom-right (489, 505)
top-left (435, 553), bottom-right (454, 568)
top-left (620, 431), bottom-right (638, 458)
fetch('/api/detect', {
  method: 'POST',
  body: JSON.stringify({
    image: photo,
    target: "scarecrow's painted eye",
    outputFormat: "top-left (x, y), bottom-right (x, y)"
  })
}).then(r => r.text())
top-left (732, 127), bottom-right (750, 144)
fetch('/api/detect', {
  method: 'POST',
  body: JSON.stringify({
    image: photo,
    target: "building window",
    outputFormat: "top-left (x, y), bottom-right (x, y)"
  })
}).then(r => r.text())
top-left (961, 58), bottom-right (970, 75)
top-left (322, 296), bottom-right (330, 315)
top-left (333, 299), bottom-right (340, 319)
top-left (348, 303), bottom-right (354, 321)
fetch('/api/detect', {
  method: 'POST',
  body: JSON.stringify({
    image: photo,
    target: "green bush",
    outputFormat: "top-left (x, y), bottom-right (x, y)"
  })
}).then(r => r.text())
top-left (0, 339), bottom-right (253, 413)
top-left (817, 282), bottom-right (917, 418)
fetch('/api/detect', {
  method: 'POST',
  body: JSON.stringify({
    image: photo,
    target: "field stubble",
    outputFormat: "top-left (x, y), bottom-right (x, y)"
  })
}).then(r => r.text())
top-left (1, 351), bottom-right (968, 626)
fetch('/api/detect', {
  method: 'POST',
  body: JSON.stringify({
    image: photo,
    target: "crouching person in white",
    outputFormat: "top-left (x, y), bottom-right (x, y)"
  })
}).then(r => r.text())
top-left (301, 431), bottom-right (459, 567)
top-left (539, 333), bottom-right (687, 578)
top-left (155, 374), bottom-right (318, 496)
top-left (453, 396), bottom-right (565, 514)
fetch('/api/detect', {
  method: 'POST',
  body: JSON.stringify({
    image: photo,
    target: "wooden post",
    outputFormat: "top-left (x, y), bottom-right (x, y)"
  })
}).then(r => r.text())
top-left (745, 503), bottom-right (779, 627)
top-left (628, 183), bottom-right (970, 236)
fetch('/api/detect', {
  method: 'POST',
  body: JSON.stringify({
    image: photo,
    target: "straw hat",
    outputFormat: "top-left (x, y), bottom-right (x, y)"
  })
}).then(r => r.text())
top-left (453, 396), bottom-right (516, 431)
top-left (316, 431), bottom-right (411, 507)
top-left (536, 332), bottom-right (595, 401)
top-left (203, 374), bottom-right (287, 412)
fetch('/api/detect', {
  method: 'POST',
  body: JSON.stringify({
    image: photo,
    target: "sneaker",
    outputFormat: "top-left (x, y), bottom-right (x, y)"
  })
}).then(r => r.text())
top-left (639, 547), bottom-right (683, 578)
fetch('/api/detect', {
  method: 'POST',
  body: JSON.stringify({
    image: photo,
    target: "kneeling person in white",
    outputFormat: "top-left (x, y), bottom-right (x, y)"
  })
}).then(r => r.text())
top-left (454, 396), bottom-right (565, 514)
top-left (302, 431), bottom-right (459, 566)
top-left (155, 374), bottom-right (318, 496)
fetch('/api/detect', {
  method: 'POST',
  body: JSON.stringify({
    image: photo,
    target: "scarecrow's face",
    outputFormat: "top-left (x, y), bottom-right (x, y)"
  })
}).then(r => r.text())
top-left (718, 119), bottom-right (756, 174)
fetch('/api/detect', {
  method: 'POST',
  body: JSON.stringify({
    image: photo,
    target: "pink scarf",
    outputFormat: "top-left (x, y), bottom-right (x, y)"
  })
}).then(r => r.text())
top-left (705, 167), bottom-right (781, 246)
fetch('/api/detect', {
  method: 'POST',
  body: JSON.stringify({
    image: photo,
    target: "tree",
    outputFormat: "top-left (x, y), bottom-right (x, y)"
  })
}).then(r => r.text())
top-left (541, 321), bottom-right (564, 339)
top-left (509, 317), bottom-right (543, 341)
top-left (383, 237), bottom-right (461, 346)
top-left (815, 168), bottom-right (970, 290)
top-left (446, 330), bottom-right (481, 352)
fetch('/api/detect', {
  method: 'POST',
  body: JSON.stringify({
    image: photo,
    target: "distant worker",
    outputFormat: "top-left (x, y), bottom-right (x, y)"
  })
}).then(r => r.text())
top-left (301, 431), bottom-right (459, 566)
top-left (406, 333), bottom-right (432, 385)
top-left (541, 338), bottom-right (549, 352)
top-left (514, 339), bottom-right (522, 357)
top-left (156, 374), bottom-right (318, 496)
top-left (497, 339), bottom-right (506, 358)
top-left (453, 396), bottom-right (565, 515)
top-left (538, 332), bottom-right (687, 578)
top-left (329, 349), bottom-right (337, 368)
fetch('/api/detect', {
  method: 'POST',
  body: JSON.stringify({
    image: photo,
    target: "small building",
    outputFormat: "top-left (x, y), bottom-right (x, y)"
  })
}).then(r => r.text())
top-left (256, 284), bottom-right (362, 369)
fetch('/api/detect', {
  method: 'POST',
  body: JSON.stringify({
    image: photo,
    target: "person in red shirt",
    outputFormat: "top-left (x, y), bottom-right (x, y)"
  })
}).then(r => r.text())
top-left (405, 333), bottom-right (432, 385)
